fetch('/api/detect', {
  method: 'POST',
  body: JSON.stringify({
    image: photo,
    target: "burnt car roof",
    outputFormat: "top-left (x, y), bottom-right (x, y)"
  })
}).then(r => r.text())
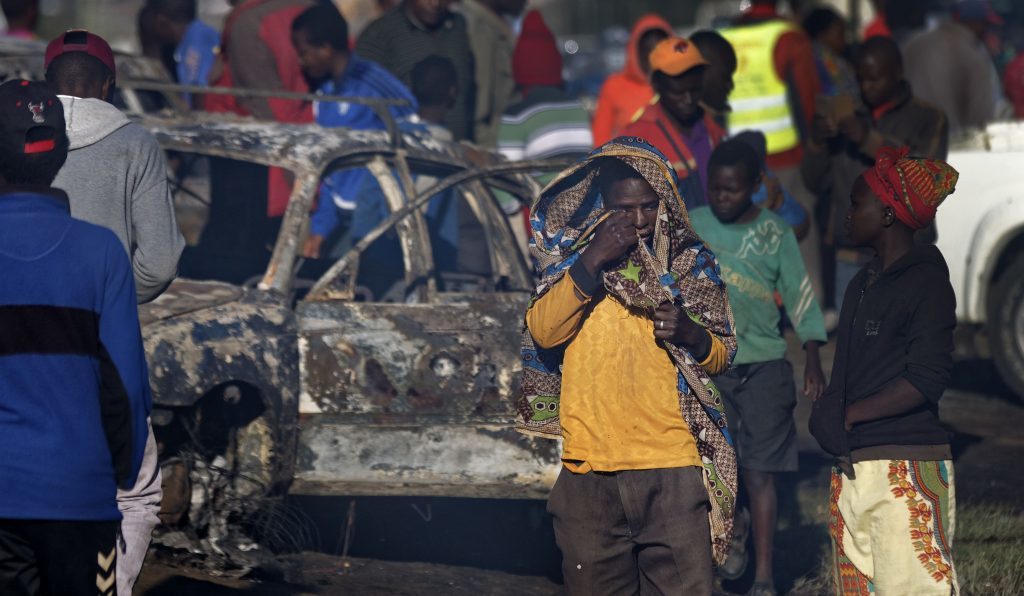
top-left (139, 113), bottom-right (569, 294)
top-left (142, 113), bottom-right (478, 174)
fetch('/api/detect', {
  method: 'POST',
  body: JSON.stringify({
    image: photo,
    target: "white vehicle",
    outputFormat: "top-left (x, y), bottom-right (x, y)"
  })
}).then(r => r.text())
top-left (939, 122), bottom-right (1024, 397)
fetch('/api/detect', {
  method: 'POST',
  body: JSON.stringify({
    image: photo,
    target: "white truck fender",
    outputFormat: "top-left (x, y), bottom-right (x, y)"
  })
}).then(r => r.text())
top-left (961, 196), bottom-right (1024, 324)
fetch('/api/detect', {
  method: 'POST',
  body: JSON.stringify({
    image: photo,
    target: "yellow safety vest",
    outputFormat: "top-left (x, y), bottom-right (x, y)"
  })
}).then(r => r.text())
top-left (721, 21), bottom-right (801, 155)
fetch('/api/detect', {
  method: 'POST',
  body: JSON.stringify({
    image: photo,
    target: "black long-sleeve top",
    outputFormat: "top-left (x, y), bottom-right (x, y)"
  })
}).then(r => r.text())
top-left (810, 245), bottom-right (956, 459)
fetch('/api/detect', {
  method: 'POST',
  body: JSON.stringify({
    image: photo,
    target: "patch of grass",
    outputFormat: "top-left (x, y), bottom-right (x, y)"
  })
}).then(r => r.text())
top-left (955, 502), bottom-right (1024, 595)
top-left (786, 501), bottom-right (1024, 596)
top-left (957, 541), bottom-right (1024, 595)
top-left (956, 501), bottom-right (1024, 542)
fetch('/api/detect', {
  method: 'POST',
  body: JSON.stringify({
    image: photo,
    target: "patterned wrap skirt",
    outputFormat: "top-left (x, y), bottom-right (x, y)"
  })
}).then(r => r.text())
top-left (829, 459), bottom-right (959, 595)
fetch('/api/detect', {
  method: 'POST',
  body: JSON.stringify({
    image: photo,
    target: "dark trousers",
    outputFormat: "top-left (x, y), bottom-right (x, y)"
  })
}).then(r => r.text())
top-left (717, 360), bottom-right (799, 473)
top-left (0, 519), bottom-right (118, 596)
top-left (547, 466), bottom-right (713, 595)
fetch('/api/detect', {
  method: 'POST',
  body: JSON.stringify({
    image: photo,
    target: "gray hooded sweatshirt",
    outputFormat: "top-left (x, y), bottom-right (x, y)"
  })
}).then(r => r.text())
top-left (52, 96), bottom-right (175, 596)
top-left (53, 95), bottom-right (184, 303)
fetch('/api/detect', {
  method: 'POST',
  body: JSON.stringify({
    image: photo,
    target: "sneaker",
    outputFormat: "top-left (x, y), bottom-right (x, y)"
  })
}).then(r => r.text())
top-left (718, 507), bottom-right (750, 581)
top-left (746, 582), bottom-right (777, 596)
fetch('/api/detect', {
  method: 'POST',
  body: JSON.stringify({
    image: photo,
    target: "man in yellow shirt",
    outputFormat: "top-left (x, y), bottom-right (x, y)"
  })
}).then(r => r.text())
top-left (518, 138), bottom-right (738, 594)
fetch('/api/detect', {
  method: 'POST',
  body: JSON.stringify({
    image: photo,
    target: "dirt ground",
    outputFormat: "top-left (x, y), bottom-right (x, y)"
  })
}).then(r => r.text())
top-left (138, 334), bottom-right (1024, 595)
top-left (139, 552), bottom-right (561, 595)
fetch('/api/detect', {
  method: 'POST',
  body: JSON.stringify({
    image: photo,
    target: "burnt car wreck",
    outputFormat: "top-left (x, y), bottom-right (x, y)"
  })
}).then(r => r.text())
top-left (136, 112), bottom-right (569, 560)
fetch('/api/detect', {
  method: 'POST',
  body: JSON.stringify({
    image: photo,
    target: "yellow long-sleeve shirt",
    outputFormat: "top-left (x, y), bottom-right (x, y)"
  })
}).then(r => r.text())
top-left (526, 269), bottom-right (728, 473)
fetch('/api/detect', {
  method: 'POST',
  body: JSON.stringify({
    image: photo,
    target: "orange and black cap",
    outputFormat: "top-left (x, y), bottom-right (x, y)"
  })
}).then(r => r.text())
top-left (649, 37), bottom-right (708, 77)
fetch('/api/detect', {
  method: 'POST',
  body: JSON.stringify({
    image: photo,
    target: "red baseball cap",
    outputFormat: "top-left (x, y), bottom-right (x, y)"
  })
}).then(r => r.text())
top-left (45, 30), bottom-right (117, 77)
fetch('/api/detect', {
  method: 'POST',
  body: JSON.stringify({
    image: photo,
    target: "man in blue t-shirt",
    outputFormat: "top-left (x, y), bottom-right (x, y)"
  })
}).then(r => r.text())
top-left (144, 0), bottom-right (220, 107)
top-left (174, 18), bottom-right (219, 104)
top-left (291, 3), bottom-right (419, 259)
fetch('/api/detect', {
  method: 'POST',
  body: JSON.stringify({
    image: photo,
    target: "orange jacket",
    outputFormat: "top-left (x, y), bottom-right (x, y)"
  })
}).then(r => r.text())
top-left (590, 14), bottom-right (673, 146)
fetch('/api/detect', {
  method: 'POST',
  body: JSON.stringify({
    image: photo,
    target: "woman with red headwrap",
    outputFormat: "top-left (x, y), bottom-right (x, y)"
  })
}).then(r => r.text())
top-left (809, 146), bottom-right (961, 595)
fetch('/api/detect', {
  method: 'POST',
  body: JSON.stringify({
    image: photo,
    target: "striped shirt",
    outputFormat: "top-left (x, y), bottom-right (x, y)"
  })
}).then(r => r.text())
top-left (356, 6), bottom-right (475, 141)
top-left (497, 87), bottom-right (593, 162)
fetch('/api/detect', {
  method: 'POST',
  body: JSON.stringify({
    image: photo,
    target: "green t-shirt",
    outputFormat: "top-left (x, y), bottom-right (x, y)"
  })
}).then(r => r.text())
top-left (691, 206), bottom-right (827, 365)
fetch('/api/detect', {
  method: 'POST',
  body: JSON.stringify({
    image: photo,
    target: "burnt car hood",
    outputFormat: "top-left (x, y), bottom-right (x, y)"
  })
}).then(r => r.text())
top-left (140, 279), bottom-right (245, 326)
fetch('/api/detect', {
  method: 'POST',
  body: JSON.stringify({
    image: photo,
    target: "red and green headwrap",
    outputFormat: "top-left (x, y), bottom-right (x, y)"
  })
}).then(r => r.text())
top-left (863, 146), bottom-right (959, 230)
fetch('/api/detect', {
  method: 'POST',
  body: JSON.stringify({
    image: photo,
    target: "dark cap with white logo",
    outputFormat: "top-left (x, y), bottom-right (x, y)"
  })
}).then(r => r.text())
top-left (0, 79), bottom-right (65, 155)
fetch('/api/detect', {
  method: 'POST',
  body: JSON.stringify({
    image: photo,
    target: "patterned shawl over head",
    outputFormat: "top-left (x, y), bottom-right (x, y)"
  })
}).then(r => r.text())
top-left (516, 137), bottom-right (739, 564)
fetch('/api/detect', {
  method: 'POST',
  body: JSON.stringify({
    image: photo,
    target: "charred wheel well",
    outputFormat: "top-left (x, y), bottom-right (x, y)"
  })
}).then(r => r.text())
top-left (155, 381), bottom-right (268, 461)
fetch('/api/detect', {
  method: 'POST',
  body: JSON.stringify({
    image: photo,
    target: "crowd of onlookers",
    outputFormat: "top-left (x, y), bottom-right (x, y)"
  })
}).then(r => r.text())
top-left (2, 0), bottom-right (1018, 308)
top-left (27, 0), bottom-right (1006, 318)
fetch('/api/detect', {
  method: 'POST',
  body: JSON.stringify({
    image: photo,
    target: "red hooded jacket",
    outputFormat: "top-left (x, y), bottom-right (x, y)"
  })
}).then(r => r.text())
top-left (590, 14), bottom-right (672, 146)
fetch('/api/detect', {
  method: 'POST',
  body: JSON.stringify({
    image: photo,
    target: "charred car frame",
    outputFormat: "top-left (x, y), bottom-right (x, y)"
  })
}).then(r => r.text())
top-left (139, 114), bottom-right (569, 540)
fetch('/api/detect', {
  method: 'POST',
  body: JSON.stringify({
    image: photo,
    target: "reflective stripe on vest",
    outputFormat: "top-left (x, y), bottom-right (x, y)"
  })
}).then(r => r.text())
top-left (721, 20), bottom-right (800, 155)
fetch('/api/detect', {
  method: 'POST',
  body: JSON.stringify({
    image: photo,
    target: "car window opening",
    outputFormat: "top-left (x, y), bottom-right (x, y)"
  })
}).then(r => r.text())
top-left (173, 156), bottom-right (281, 285)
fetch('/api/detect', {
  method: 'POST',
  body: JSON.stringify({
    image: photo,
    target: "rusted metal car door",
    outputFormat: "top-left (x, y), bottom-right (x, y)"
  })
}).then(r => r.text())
top-left (292, 158), bottom-right (560, 498)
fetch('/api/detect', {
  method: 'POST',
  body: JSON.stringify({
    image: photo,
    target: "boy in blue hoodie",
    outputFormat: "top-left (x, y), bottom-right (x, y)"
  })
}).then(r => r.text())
top-left (0, 79), bottom-right (150, 596)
